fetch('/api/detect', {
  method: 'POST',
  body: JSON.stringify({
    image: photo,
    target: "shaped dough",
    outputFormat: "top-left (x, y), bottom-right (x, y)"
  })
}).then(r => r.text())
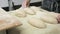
top-left (39, 8), bottom-right (59, 18)
top-left (9, 8), bottom-right (26, 17)
top-left (49, 12), bottom-right (59, 17)
top-left (40, 13), bottom-right (58, 24)
top-left (30, 6), bottom-right (40, 12)
top-left (28, 18), bottom-right (46, 28)
top-left (24, 7), bottom-right (36, 15)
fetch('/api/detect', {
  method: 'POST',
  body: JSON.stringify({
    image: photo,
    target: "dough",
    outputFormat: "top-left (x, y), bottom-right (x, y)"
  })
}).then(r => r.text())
top-left (30, 6), bottom-right (40, 12)
top-left (39, 8), bottom-right (59, 18)
top-left (9, 8), bottom-right (26, 17)
top-left (43, 11), bottom-right (58, 18)
top-left (7, 6), bottom-right (60, 34)
top-left (28, 18), bottom-right (46, 28)
top-left (7, 18), bottom-right (60, 34)
top-left (39, 12), bottom-right (58, 24)
top-left (24, 7), bottom-right (36, 15)
top-left (49, 12), bottom-right (59, 17)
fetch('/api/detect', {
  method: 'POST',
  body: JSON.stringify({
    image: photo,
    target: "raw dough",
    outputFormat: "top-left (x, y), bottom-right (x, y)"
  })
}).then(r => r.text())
top-left (39, 8), bottom-right (59, 18)
top-left (39, 12), bottom-right (58, 24)
top-left (28, 18), bottom-right (46, 28)
top-left (30, 6), bottom-right (40, 12)
top-left (9, 8), bottom-right (26, 17)
top-left (7, 6), bottom-right (60, 34)
top-left (24, 7), bottom-right (36, 15)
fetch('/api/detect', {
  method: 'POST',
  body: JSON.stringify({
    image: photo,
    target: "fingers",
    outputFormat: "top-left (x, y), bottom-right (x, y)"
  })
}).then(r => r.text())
top-left (56, 14), bottom-right (60, 23)
top-left (22, 0), bottom-right (30, 8)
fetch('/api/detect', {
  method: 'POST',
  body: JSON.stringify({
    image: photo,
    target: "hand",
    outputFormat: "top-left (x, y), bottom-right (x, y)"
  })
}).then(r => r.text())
top-left (56, 14), bottom-right (60, 23)
top-left (22, 0), bottom-right (30, 8)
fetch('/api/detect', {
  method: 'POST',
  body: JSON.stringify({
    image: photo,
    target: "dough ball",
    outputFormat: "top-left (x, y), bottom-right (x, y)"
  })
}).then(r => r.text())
top-left (49, 12), bottom-right (59, 18)
top-left (43, 11), bottom-right (58, 18)
top-left (39, 8), bottom-right (59, 18)
top-left (40, 13), bottom-right (58, 24)
top-left (28, 18), bottom-right (46, 29)
top-left (30, 6), bottom-right (40, 12)
top-left (24, 7), bottom-right (36, 15)
top-left (9, 9), bottom-right (26, 17)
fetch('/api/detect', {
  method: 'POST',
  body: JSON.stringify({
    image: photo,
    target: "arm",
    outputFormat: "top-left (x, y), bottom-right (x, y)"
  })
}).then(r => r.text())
top-left (22, 0), bottom-right (31, 8)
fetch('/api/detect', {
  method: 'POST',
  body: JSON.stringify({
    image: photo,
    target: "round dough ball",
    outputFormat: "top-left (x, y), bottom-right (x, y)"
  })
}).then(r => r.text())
top-left (24, 7), bottom-right (36, 15)
top-left (28, 18), bottom-right (46, 28)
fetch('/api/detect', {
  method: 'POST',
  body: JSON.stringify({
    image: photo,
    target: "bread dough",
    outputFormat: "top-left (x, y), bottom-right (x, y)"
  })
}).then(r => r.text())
top-left (8, 6), bottom-right (60, 34)
top-left (40, 16), bottom-right (58, 24)
top-left (30, 6), bottom-right (40, 12)
top-left (9, 8), bottom-right (26, 17)
top-left (39, 8), bottom-right (59, 18)
top-left (43, 12), bottom-right (58, 18)
top-left (7, 17), bottom-right (60, 34)
top-left (28, 18), bottom-right (46, 28)
top-left (38, 12), bottom-right (58, 24)
top-left (24, 7), bottom-right (36, 15)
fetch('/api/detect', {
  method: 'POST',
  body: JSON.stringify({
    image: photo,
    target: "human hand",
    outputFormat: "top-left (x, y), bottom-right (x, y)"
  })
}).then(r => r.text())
top-left (22, 0), bottom-right (30, 8)
top-left (56, 14), bottom-right (60, 23)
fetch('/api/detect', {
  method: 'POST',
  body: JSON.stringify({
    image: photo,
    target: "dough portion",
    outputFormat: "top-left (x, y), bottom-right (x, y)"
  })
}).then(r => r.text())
top-left (28, 18), bottom-right (46, 28)
top-left (39, 12), bottom-right (58, 24)
top-left (9, 8), bottom-right (26, 17)
top-left (43, 12), bottom-right (58, 18)
top-left (39, 8), bottom-right (59, 18)
top-left (49, 12), bottom-right (59, 17)
top-left (31, 11), bottom-right (58, 24)
top-left (24, 7), bottom-right (36, 15)
top-left (30, 6), bottom-right (40, 12)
